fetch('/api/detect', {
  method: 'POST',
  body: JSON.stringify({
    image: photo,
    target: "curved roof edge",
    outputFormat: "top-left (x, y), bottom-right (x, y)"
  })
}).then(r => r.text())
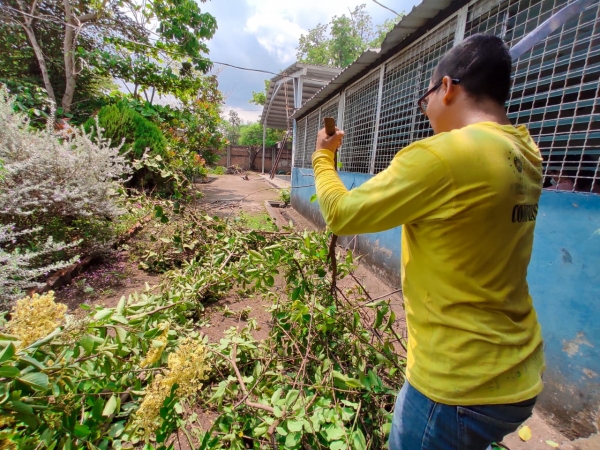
top-left (260, 62), bottom-right (342, 129)
top-left (292, 0), bottom-right (457, 120)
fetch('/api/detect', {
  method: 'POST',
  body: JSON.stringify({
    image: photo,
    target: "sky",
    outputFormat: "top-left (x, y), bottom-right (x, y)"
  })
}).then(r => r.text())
top-left (200, 0), bottom-right (421, 123)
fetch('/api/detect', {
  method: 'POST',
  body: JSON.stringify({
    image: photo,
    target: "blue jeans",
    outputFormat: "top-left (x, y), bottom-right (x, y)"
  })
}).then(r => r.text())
top-left (388, 381), bottom-right (536, 450)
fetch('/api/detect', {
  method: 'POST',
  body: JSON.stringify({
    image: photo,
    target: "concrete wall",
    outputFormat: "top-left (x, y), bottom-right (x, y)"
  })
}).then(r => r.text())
top-left (215, 146), bottom-right (292, 173)
top-left (529, 192), bottom-right (600, 438)
top-left (291, 167), bottom-right (600, 437)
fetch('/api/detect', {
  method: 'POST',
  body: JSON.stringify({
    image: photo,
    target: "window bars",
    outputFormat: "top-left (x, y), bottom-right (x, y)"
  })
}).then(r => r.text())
top-left (304, 110), bottom-right (321, 168)
top-left (339, 70), bottom-right (381, 173)
top-left (293, 118), bottom-right (308, 169)
top-left (375, 18), bottom-right (457, 173)
top-left (293, 0), bottom-right (599, 193)
top-left (465, 0), bottom-right (600, 193)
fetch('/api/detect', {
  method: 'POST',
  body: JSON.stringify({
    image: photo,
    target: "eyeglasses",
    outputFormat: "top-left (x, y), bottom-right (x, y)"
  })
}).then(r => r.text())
top-left (417, 78), bottom-right (460, 115)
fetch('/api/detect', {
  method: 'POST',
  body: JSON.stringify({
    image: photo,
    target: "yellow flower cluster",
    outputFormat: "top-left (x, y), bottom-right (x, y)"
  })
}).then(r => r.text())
top-left (0, 437), bottom-right (17, 450)
top-left (134, 337), bottom-right (210, 434)
top-left (6, 292), bottom-right (67, 348)
top-left (139, 323), bottom-right (169, 368)
top-left (0, 415), bottom-right (14, 427)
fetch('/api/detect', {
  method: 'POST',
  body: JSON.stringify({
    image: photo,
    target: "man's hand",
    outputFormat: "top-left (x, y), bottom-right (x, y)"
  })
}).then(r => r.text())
top-left (315, 127), bottom-right (344, 154)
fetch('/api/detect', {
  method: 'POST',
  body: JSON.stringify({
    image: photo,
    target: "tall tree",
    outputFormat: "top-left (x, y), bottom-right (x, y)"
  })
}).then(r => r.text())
top-left (0, 3), bottom-right (114, 119)
top-left (222, 110), bottom-right (242, 145)
top-left (296, 23), bottom-right (330, 66)
top-left (0, 0), bottom-right (217, 112)
top-left (239, 123), bottom-right (285, 148)
top-left (296, 4), bottom-right (403, 68)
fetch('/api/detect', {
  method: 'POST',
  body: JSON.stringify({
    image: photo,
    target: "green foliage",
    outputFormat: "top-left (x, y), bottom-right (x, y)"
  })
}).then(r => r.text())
top-left (84, 91), bottom-right (226, 197)
top-left (106, 89), bottom-right (226, 165)
top-left (234, 212), bottom-right (278, 232)
top-left (249, 80), bottom-right (271, 106)
top-left (222, 110), bottom-right (243, 145)
top-left (1, 200), bottom-right (406, 448)
top-left (0, 16), bottom-right (115, 122)
top-left (132, 118), bottom-right (169, 160)
top-left (371, 17), bottom-right (403, 48)
top-left (239, 123), bottom-right (286, 148)
top-left (279, 189), bottom-right (291, 205)
top-left (2, 0), bottom-right (217, 113)
top-left (209, 166), bottom-right (226, 176)
top-left (297, 4), bottom-right (404, 68)
top-left (85, 103), bottom-right (167, 160)
top-left (0, 80), bottom-right (53, 127)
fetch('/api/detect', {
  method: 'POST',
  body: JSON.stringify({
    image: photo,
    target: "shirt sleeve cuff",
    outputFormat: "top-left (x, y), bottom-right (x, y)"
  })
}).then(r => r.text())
top-left (312, 149), bottom-right (335, 164)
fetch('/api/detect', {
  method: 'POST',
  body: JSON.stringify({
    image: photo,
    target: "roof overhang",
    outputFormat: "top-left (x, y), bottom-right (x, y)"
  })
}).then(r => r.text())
top-left (260, 62), bottom-right (342, 130)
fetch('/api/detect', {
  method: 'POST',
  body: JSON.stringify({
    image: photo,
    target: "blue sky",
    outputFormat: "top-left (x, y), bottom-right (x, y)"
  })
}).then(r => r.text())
top-left (200, 0), bottom-right (421, 122)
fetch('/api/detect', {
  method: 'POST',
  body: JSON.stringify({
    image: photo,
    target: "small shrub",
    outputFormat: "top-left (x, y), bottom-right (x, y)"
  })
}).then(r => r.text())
top-left (0, 87), bottom-right (132, 226)
top-left (208, 165), bottom-right (226, 175)
top-left (0, 87), bottom-right (131, 302)
top-left (84, 102), bottom-right (167, 159)
top-left (131, 113), bottom-right (168, 159)
top-left (279, 188), bottom-right (291, 205)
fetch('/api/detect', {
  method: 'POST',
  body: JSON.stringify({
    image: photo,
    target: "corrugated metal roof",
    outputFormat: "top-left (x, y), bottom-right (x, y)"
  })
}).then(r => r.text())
top-left (260, 63), bottom-right (341, 130)
top-left (292, 0), bottom-right (455, 120)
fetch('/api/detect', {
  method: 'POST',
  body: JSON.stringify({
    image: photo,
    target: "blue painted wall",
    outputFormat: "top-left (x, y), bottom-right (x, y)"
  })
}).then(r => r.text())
top-left (527, 192), bottom-right (600, 437)
top-left (292, 167), bottom-right (600, 436)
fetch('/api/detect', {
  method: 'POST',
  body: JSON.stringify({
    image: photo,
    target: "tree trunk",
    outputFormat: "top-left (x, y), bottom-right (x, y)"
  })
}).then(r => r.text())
top-left (61, 0), bottom-right (77, 112)
top-left (21, 25), bottom-right (57, 104)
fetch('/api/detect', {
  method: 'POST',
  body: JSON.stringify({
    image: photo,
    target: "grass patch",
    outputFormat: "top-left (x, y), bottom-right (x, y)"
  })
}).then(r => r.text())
top-left (236, 211), bottom-right (277, 231)
top-left (207, 166), bottom-right (226, 175)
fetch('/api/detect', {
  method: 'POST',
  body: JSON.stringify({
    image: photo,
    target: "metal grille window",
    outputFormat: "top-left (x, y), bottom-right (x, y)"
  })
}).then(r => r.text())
top-left (320, 98), bottom-right (339, 130)
top-left (375, 19), bottom-right (457, 173)
top-left (465, 0), bottom-right (600, 193)
top-left (304, 111), bottom-right (321, 168)
top-left (294, 118), bottom-right (308, 168)
top-left (295, 0), bottom-right (598, 193)
top-left (339, 71), bottom-right (380, 173)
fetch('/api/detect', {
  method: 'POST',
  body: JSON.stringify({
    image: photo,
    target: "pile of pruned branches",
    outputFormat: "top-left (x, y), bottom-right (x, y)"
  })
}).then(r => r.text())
top-left (225, 165), bottom-right (244, 175)
top-left (0, 199), bottom-right (406, 449)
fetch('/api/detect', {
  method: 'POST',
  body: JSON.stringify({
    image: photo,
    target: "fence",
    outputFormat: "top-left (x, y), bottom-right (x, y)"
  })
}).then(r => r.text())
top-left (293, 0), bottom-right (600, 193)
top-left (215, 145), bottom-right (293, 173)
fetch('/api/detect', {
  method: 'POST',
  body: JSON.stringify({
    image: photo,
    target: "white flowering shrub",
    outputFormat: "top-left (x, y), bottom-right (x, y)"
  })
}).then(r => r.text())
top-left (0, 224), bottom-right (78, 304)
top-left (0, 86), bottom-right (132, 304)
top-left (0, 86), bottom-right (132, 223)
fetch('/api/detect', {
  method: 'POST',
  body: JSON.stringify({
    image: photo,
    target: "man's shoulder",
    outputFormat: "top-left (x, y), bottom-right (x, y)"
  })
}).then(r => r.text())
top-left (420, 122), bottom-right (517, 158)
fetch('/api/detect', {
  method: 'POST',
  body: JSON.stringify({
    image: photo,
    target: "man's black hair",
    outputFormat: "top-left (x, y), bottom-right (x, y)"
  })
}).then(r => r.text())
top-left (433, 34), bottom-right (512, 105)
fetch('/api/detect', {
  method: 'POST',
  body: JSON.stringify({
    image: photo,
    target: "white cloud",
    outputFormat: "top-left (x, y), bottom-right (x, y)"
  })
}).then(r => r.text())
top-left (245, 14), bottom-right (306, 64)
top-left (243, 1), bottom-right (381, 63)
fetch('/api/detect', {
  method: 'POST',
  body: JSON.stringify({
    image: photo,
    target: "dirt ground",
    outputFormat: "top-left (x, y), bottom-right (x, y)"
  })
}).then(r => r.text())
top-left (53, 251), bottom-right (160, 312)
top-left (52, 172), bottom-right (597, 449)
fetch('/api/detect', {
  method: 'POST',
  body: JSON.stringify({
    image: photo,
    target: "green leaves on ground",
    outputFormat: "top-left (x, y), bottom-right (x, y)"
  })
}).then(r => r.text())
top-left (0, 198), bottom-right (405, 448)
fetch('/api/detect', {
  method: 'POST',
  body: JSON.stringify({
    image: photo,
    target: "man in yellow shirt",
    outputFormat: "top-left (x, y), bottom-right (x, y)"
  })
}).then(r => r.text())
top-left (312, 34), bottom-right (545, 449)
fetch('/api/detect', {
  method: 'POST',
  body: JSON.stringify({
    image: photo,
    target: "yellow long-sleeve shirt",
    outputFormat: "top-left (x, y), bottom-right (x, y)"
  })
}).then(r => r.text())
top-left (312, 121), bottom-right (545, 405)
